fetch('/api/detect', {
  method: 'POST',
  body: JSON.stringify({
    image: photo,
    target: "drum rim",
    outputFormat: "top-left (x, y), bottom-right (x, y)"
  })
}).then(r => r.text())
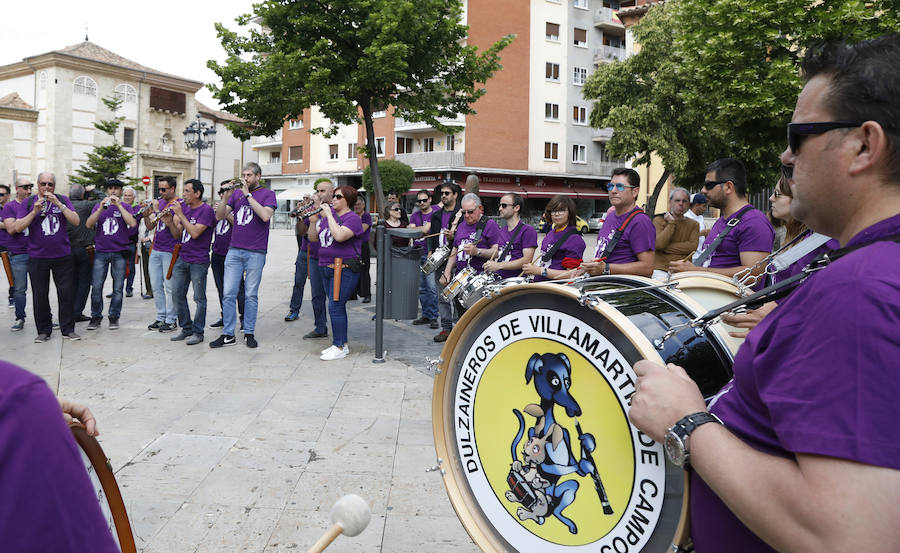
top-left (667, 271), bottom-right (743, 293)
top-left (432, 281), bottom-right (683, 553)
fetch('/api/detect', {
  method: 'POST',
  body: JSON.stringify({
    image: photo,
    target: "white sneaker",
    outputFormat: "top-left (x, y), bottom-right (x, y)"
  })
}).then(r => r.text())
top-left (321, 345), bottom-right (338, 356)
top-left (320, 345), bottom-right (348, 361)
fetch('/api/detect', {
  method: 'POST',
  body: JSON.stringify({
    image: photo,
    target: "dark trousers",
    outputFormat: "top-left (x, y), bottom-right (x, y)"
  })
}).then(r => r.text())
top-left (28, 255), bottom-right (75, 336)
top-left (140, 242), bottom-right (153, 297)
top-left (355, 242), bottom-right (371, 299)
top-left (125, 243), bottom-right (137, 293)
top-left (211, 252), bottom-right (244, 319)
top-left (70, 246), bottom-right (93, 316)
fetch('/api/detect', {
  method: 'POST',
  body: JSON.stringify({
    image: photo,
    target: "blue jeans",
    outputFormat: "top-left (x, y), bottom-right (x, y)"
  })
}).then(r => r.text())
top-left (90, 250), bottom-right (126, 319)
top-left (211, 252), bottom-right (244, 319)
top-left (307, 257), bottom-right (328, 334)
top-left (149, 250), bottom-right (176, 324)
top-left (419, 256), bottom-right (439, 320)
top-left (322, 265), bottom-right (360, 347)
top-left (9, 253), bottom-right (28, 320)
top-left (125, 243), bottom-right (137, 293)
top-left (223, 248), bottom-right (266, 336)
top-left (171, 258), bottom-right (209, 336)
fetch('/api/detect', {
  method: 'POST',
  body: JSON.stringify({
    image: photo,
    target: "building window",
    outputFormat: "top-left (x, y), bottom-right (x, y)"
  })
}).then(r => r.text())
top-left (347, 143), bottom-right (357, 159)
top-left (544, 142), bottom-right (559, 160)
top-left (446, 135), bottom-right (455, 151)
top-left (289, 145), bottom-right (303, 163)
top-left (39, 71), bottom-right (48, 90)
top-left (574, 0), bottom-right (588, 9)
top-left (545, 62), bottom-right (560, 82)
top-left (396, 137), bottom-right (413, 154)
top-left (123, 128), bottom-right (135, 148)
top-left (545, 22), bottom-right (560, 42)
top-left (573, 28), bottom-right (587, 48)
top-left (544, 103), bottom-right (560, 121)
top-left (288, 119), bottom-right (303, 130)
top-left (573, 106), bottom-right (587, 125)
top-left (572, 144), bottom-right (587, 163)
top-left (573, 66), bottom-right (588, 85)
top-left (375, 137), bottom-right (385, 157)
top-left (149, 87), bottom-right (186, 114)
top-left (423, 137), bottom-right (435, 152)
top-left (74, 76), bottom-right (97, 96)
top-left (114, 84), bottom-right (137, 104)
top-left (270, 151), bottom-right (281, 163)
top-left (329, 144), bottom-right (339, 160)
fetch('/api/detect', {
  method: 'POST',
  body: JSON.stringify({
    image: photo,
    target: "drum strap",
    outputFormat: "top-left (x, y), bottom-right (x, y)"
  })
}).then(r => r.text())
top-left (472, 217), bottom-right (489, 244)
top-left (596, 207), bottom-right (645, 261)
top-left (694, 204), bottom-right (754, 267)
top-left (541, 226), bottom-right (579, 263)
top-left (497, 221), bottom-right (524, 262)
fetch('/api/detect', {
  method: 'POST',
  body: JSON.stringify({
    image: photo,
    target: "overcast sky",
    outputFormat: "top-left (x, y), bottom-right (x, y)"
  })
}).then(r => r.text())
top-left (3, 0), bottom-right (255, 109)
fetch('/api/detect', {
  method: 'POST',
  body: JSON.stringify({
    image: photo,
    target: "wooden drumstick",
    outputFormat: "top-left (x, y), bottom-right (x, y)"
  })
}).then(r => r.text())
top-left (333, 257), bottom-right (343, 301)
top-left (420, 231), bottom-right (443, 240)
top-left (306, 494), bottom-right (371, 553)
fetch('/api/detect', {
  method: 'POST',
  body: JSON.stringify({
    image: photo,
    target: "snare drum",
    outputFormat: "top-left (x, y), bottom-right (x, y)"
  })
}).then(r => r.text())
top-left (422, 245), bottom-right (451, 274)
top-left (458, 272), bottom-right (500, 309)
top-left (441, 265), bottom-right (476, 302)
top-left (433, 278), bottom-right (736, 553)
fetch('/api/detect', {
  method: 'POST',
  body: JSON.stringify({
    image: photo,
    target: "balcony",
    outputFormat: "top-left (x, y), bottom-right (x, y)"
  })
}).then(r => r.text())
top-left (593, 45), bottom-right (626, 64)
top-left (394, 116), bottom-right (466, 134)
top-left (394, 151), bottom-right (465, 168)
top-left (251, 130), bottom-right (282, 150)
top-left (594, 7), bottom-right (625, 32)
top-left (260, 162), bottom-right (282, 175)
top-left (592, 127), bottom-right (614, 142)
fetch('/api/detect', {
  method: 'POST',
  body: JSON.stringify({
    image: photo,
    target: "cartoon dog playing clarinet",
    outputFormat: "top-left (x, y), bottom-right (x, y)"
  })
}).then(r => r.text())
top-left (505, 352), bottom-right (614, 534)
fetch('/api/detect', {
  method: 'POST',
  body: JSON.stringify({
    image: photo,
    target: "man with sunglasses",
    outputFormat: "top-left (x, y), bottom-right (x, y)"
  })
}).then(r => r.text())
top-left (482, 193), bottom-right (537, 279)
top-left (630, 35), bottom-right (900, 553)
top-left (408, 190), bottom-right (440, 328)
top-left (2, 178), bottom-right (34, 331)
top-left (669, 158), bottom-right (773, 278)
top-left (582, 168), bottom-right (655, 277)
top-left (143, 176), bottom-right (182, 332)
top-left (424, 181), bottom-right (462, 342)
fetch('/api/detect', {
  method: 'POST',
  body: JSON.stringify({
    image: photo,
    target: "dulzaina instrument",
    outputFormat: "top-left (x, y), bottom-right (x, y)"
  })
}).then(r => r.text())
top-left (290, 197), bottom-right (324, 218)
top-left (431, 275), bottom-right (744, 553)
top-left (218, 178), bottom-right (242, 195)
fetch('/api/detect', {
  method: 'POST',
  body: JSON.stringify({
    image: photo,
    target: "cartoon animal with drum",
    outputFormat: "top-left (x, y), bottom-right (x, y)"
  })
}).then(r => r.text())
top-left (506, 352), bottom-right (613, 534)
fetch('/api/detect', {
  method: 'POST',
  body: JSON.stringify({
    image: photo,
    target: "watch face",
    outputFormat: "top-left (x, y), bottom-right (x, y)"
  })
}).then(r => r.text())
top-left (664, 431), bottom-right (686, 466)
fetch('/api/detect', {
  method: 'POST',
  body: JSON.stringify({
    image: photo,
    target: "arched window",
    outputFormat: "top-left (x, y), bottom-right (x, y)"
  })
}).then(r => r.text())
top-left (114, 84), bottom-right (137, 104)
top-left (74, 76), bottom-right (97, 96)
top-left (160, 133), bottom-right (173, 153)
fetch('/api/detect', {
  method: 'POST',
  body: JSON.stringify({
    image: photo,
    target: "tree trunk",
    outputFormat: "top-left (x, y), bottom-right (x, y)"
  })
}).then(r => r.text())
top-left (645, 169), bottom-right (671, 217)
top-left (359, 98), bottom-right (385, 214)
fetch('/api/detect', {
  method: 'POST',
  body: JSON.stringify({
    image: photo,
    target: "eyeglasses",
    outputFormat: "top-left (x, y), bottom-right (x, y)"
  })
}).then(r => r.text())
top-left (550, 210), bottom-right (568, 216)
top-left (461, 209), bottom-right (477, 215)
top-left (334, 194), bottom-right (345, 200)
top-left (606, 182), bottom-right (637, 192)
top-left (18, 184), bottom-right (33, 189)
top-left (787, 121), bottom-right (863, 153)
top-left (158, 187), bottom-right (170, 193)
top-left (441, 190), bottom-right (453, 196)
top-left (38, 181), bottom-right (54, 186)
top-left (498, 203), bottom-right (511, 209)
top-left (0, 193), bottom-right (7, 197)
top-left (702, 179), bottom-right (730, 190)
top-left (415, 198), bottom-right (429, 204)
top-left (390, 207), bottom-right (401, 212)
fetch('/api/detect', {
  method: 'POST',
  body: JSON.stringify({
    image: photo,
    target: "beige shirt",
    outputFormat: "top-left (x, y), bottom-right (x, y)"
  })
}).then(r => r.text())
top-left (652, 215), bottom-right (700, 270)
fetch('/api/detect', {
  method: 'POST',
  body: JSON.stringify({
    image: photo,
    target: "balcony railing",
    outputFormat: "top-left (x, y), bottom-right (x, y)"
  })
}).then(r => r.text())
top-left (594, 7), bottom-right (624, 29)
top-left (251, 129), bottom-right (282, 149)
top-left (593, 45), bottom-right (626, 63)
top-left (592, 127), bottom-right (614, 141)
top-left (394, 116), bottom-right (466, 133)
top-left (394, 151), bottom-right (465, 168)
top-left (593, 161), bottom-right (621, 177)
top-left (259, 162), bottom-right (282, 175)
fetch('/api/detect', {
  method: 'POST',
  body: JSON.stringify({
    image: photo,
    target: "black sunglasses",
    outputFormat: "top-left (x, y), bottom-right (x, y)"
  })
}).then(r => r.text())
top-left (334, 194), bottom-right (345, 199)
top-left (702, 179), bottom-right (730, 190)
top-left (441, 191), bottom-right (453, 196)
top-left (19, 184), bottom-right (34, 189)
top-left (787, 121), bottom-right (863, 153)
top-left (415, 198), bottom-right (429, 203)
top-left (461, 209), bottom-right (477, 215)
top-left (498, 203), bottom-right (511, 208)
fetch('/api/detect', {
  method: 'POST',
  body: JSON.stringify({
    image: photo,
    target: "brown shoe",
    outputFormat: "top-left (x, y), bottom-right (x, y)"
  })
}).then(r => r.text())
top-left (433, 330), bottom-right (450, 343)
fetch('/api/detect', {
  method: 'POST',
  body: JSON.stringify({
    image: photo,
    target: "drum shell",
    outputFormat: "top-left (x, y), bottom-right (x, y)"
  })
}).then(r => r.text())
top-left (422, 245), bottom-right (451, 275)
top-left (441, 266), bottom-right (476, 302)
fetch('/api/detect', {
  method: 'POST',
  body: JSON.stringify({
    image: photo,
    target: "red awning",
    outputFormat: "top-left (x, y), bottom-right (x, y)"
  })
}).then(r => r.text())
top-left (477, 184), bottom-right (529, 197)
top-left (521, 184), bottom-right (577, 199)
top-left (573, 186), bottom-right (609, 199)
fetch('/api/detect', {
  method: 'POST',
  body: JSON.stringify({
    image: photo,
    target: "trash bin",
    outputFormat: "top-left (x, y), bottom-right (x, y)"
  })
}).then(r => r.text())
top-left (384, 228), bottom-right (423, 320)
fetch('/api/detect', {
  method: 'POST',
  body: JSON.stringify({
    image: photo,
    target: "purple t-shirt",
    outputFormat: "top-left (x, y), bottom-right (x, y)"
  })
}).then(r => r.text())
top-left (1, 200), bottom-right (29, 254)
top-left (453, 218), bottom-right (501, 273)
top-left (211, 218), bottom-right (233, 257)
top-left (535, 225), bottom-right (586, 281)
top-left (703, 207), bottom-right (774, 268)
top-left (152, 198), bottom-right (184, 254)
top-left (410, 205), bottom-right (440, 250)
top-left (91, 203), bottom-right (133, 253)
top-left (592, 208), bottom-right (655, 263)
top-left (317, 208), bottom-right (364, 267)
top-left (228, 188), bottom-right (278, 252)
top-left (359, 211), bottom-right (372, 243)
top-left (25, 194), bottom-right (74, 259)
top-left (495, 220), bottom-right (538, 278)
top-left (692, 213), bottom-right (900, 553)
top-left (178, 203), bottom-right (215, 264)
top-left (0, 361), bottom-right (120, 553)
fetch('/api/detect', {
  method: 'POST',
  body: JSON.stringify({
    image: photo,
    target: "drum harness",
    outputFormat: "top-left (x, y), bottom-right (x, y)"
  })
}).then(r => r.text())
top-left (732, 230), bottom-right (832, 292)
top-left (693, 204), bottom-right (754, 267)
top-left (495, 221), bottom-right (524, 265)
top-left (594, 207), bottom-right (645, 266)
top-left (655, 233), bottom-right (900, 349)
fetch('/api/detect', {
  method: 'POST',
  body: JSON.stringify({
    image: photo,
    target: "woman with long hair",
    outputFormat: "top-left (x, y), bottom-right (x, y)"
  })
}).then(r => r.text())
top-left (310, 185), bottom-right (363, 361)
top-left (522, 195), bottom-right (585, 281)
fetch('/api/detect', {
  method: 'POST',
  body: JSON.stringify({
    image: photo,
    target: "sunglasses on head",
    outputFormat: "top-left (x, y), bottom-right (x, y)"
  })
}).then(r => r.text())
top-left (606, 182), bottom-right (637, 192)
top-left (787, 121), bottom-right (863, 153)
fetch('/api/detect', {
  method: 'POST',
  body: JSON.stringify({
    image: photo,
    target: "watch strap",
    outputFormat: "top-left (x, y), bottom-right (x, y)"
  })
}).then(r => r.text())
top-left (675, 412), bottom-right (722, 437)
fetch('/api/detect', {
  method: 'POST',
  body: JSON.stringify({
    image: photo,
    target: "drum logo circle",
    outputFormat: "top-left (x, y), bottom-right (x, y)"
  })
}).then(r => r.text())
top-left (454, 309), bottom-right (666, 552)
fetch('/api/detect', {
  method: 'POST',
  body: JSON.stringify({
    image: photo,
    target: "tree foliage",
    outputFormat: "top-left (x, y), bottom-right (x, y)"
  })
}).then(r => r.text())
top-left (583, 0), bottom-right (900, 213)
top-left (69, 95), bottom-right (138, 193)
top-left (207, 0), bottom-right (513, 209)
top-left (361, 160), bottom-right (414, 197)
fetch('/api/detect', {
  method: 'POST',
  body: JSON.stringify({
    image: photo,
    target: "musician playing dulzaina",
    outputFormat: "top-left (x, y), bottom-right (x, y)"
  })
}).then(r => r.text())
top-left (142, 176), bottom-right (183, 333)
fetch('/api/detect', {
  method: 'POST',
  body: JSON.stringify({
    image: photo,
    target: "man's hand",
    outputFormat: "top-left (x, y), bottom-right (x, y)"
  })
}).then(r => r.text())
top-left (722, 301), bottom-right (777, 338)
top-left (462, 242), bottom-right (479, 256)
top-left (629, 360), bottom-right (706, 442)
top-left (664, 212), bottom-right (675, 223)
top-left (669, 259), bottom-right (698, 273)
top-left (521, 262), bottom-right (541, 276)
top-left (580, 260), bottom-right (606, 276)
top-left (483, 260), bottom-right (499, 273)
top-left (58, 398), bottom-right (99, 437)
top-left (170, 201), bottom-right (183, 217)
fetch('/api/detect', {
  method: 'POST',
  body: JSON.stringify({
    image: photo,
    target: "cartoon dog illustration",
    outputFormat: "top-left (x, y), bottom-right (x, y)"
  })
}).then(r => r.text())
top-left (505, 352), bottom-right (598, 534)
top-left (505, 412), bottom-right (562, 524)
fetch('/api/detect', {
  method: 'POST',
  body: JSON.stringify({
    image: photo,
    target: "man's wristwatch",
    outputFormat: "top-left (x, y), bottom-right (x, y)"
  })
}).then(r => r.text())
top-left (541, 267), bottom-right (548, 278)
top-left (603, 263), bottom-right (610, 275)
top-left (664, 412), bottom-right (722, 467)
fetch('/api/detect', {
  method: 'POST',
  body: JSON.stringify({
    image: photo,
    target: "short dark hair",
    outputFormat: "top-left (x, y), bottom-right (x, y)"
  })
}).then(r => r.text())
top-left (243, 162), bottom-right (262, 176)
top-left (416, 190), bottom-right (431, 200)
top-left (612, 167), bottom-right (640, 187)
top-left (336, 185), bottom-right (358, 209)
top-left (185, 178), bottom-right (204, 199)
top-left (439, 180), bottom-right (461, 196)
top-left (544, 194), bottom-right (577, 226)
top-left (69, 184), bottom-right (84, 200)
top-left (802, 34), bottom-right (900, 181)
top-left (159, 176), bottom-right (176, 187)
top-left (104, 178), bottom-right (124, 189)
top-left (706, 158), bottom-right (748, 196)
top-left (501, 192), bottom-right (524, 212)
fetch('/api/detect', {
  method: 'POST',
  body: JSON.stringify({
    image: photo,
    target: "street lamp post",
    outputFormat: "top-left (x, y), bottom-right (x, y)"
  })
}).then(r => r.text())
top-left (183, 113), bottom-right (217, 182)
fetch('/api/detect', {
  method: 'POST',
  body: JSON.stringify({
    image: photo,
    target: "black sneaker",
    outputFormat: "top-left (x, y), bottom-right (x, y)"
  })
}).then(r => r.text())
top-left (412, 316), bottom-right (431, 325)
top-left (148, 320), bottom-right (162, 330)
top-left (158, 322), bottom-right (176, 332)
top-left (210, 318), bottom-right (224, 328)
top-left (75, 314), bottom-right (91, 323)
top-left (170, 329), bottom-right (192, 341)
top-left (125, 290), bottom-right (133, 298)
top-left (245, 334), bottom-right (258, 348)
top-left (86, 317), bottom-right (103, 330)
top-left (210, 334), bottom-right (236, 348)
top-left (108, 318), bottom-right (119, 330)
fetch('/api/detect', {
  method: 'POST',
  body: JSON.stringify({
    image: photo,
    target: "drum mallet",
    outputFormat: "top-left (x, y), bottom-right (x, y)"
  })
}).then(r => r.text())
top-left (305, 494), bottom-right (371, 553)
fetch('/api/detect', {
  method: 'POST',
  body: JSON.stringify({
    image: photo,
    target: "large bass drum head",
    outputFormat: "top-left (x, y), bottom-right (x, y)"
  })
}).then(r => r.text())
top-left (433, 283), bottom-right (686, 553)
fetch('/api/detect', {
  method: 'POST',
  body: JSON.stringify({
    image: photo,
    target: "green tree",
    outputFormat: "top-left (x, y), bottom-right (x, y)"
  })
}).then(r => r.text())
top-left (584, 0), bottom-right (899, 215)
top-left (69, 95), bottom-right (137, 193)
top-left (207, 0), bottom-right (513, 212)
top-left (361, 160), bottom-right (414, 203)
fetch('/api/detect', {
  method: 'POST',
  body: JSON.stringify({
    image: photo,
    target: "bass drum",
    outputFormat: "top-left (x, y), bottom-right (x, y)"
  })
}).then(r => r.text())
top-left (665, 271), bottom-right (746, 352)
top-left (70, 421), bottom-right (137, 553)
top-left (432, 278), bottom-right (735, 553)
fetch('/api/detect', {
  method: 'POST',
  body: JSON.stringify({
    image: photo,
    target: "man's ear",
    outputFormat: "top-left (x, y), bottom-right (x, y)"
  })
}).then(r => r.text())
top-left (848, 121), bottom-right (890, 178)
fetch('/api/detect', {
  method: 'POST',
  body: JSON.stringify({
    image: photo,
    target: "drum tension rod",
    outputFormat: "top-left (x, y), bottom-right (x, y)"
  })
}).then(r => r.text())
top-left (418, 357), bottom-right (443, 377)
top-left (425, 458), bottom-right (446, 476)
